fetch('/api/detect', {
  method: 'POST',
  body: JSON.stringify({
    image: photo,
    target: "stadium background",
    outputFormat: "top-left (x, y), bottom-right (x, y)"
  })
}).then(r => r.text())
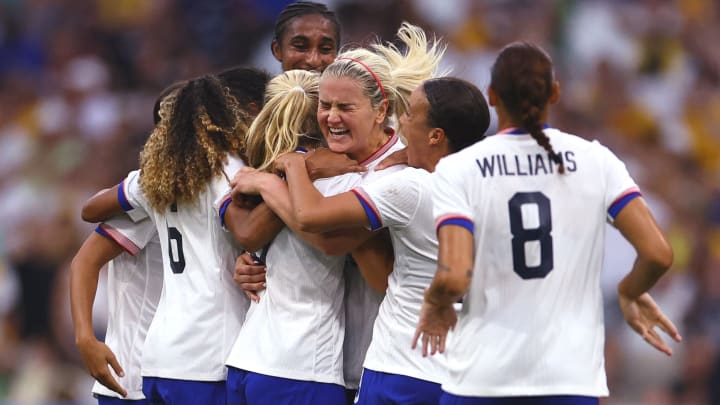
top-left (0, 0), bottom-right (718, 403)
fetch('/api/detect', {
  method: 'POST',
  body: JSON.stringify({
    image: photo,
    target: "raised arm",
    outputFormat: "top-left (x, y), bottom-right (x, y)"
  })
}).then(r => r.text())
top-left (614, 197), bottom-right (681, 355)
top-left (69, 231), bottom-right (128, 397)
top-left (81, 185), bottom-right (125, 223)
top-left (232, 165), bottom-right (379, 256)
top-left (413, 224), bottom-right (474, 356)
top-left (282, 152), bottom-right (368, 233)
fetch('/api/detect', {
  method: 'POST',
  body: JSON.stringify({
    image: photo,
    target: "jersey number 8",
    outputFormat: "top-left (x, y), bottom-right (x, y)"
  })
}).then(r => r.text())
top-left (507, 192), bottom-right (553, 279)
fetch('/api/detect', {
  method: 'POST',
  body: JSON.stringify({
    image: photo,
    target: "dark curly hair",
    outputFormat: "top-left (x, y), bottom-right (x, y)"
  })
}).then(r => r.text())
top-left (139, 73), bottom-right (262, 210)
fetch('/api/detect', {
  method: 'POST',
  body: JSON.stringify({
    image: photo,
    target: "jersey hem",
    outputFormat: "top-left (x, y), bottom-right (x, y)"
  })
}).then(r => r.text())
top-left (92, 388), bottom-right (145, 400)
top-left (362, 364), bottom-right (441, 385)
top-left (226, 361), bottom-right (344, 386)
top-left (140, 369), bottom-right (227, 382)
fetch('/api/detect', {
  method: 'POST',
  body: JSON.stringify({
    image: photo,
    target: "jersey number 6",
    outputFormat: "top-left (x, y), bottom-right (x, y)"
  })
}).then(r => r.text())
top-left (166, 204), bottom-right (186, 274)
top-left (507, 192), bottom-right (553, 279)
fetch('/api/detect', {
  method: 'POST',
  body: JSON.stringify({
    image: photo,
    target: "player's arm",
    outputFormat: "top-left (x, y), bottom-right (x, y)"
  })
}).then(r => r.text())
top-left (613, 197), bottom-right (682, 355)
top-left (281, 152), bottom-right (369, 233)
top-left (350, 229), bottom-right (394, 292)
top-left (223, 201), bottom-right (285, 252)
top-left (81, 185), bottom-right (125, 223)
top-left (69, 231), bottom-right (128, 397)
top-left (232, 166), bottom-right (378, 255)
top-left (413, 223), bottom-right (473, 356)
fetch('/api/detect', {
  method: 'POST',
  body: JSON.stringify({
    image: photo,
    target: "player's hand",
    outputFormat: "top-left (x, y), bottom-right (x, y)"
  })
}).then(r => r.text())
top-left (233, 252), bottom-right (266, 302)
top-left (375, 147), bottom-right (407, 170)
top-left (618, 292), bottom-right (681, 356)
top-left (273, 151), bottom-right (305, 174)
top-left (77, 336), bottom-right (128, 397)
top-left (230, 167), bottom-right (266, 197)
top-left (304, 147), bottom-right (366, 181)
top-left (412, 297), bottom-right (457, 357)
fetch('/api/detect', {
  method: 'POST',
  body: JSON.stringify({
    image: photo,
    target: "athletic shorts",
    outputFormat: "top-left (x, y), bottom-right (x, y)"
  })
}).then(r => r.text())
top-left (226, 366), bottom-right (346, 405)
top-left (142, 376), bottom-right (225, 405)
top-left (355, 368), bottom-right (442, 405)
top-left (439, 393), bottom-right (599, 405)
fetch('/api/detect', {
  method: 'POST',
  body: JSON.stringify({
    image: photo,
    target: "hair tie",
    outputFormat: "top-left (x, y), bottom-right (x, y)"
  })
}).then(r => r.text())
top-left (337, 57), bottom-right (387, 103)
top-left (291, 85), bottom-right (305, 94)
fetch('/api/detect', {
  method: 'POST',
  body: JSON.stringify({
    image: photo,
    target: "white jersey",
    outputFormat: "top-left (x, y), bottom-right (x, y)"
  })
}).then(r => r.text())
top-left (119, 160), bottom-right (249, 381)
top-left (343, 132), bottom-right (407, 388)
top-left (91, 216), bottom-right (162, 400)
top-left (225, 173), bottom-right (359, 385)
top-left (432, 128), bottom-right (640, 397)
top-left (353, 167), bottom-right (447, 383)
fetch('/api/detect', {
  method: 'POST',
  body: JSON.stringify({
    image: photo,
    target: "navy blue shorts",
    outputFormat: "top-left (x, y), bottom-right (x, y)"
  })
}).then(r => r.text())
top-left (226, 366), bottom-right (346, 405)
top-left (142, 376), bottom-right (225, 405)
top-left (355, 368), bottom-right (442, 404)
top-left (439, 393), bottom-right (599, 405)
top-left (97, 395), bottom-right (150, 405)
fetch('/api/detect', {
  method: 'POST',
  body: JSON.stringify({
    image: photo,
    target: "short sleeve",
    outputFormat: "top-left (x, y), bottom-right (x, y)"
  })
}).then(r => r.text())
top-left (96, 216), bottom-right (157, 256)
top-left (432, 155), bottom-right (474, 234)
top-left (352, 169), bottom-right (422, 230)
top-left (119, 170), bottom-right (150, 222)
top-left (597, 142), bottom-right (641, 222)
top-left (213, 156), bottom-right (246, 230)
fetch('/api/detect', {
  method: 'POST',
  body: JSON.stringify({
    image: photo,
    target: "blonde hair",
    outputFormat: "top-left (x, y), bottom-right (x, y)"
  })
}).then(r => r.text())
top-left (322, 22), bottom-right (447, 125)
top-left (139, 75), bottom-right (252, 210)
top-left (244, 69), bottom-right (321, 172)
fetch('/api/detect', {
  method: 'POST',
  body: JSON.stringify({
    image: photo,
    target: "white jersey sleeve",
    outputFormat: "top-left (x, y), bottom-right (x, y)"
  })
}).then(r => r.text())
top-left (432, 156), bottom-right (475, 232)
top-left (352, 168), bottom-right (423, 230)
top-left (97, 215), bottom-right (156, 256)
top-left (596, 142), bottom-right (641, 222)
top-left (118, 170), bottom-right (149, 222)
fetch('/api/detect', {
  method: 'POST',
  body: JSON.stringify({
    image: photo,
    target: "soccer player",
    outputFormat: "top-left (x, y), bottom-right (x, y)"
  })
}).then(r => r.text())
top-left (222, 69), bottom-right (353, 404)
top-left (71, 217), bottom-right (161, 404)
top-left (414, 42), bottom-right (682, 405)
top-left (71, 81), bottom-right (182, 404)
top-left (270, 1), bottom-right (341, 73)
top-left (229, 0), bottom-right (344, 295)
top-left (81, 69), bottom-right (269, 404)
top-left (236, 77), bottom-right (490, 404)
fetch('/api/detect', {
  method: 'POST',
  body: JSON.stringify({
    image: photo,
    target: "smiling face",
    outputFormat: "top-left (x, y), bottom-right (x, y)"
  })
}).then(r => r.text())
top-left (317, 76), bottom-right (387, 161)
top-left (272, 14), bottom-right (338, 72)
top-left (399, 85), bottom-right (433, 169)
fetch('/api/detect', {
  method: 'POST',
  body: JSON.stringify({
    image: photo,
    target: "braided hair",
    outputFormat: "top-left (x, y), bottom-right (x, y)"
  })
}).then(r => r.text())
top-left (490, 42), bottom-right (565, 174)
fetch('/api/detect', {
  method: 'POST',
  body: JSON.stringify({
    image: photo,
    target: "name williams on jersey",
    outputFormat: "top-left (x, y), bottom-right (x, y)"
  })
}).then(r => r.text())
top-left (475, 151), bottom-right (577, 177)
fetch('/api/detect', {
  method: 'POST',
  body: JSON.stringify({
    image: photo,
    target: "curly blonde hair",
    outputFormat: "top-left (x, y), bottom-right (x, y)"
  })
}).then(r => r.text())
top-left (244, 69), bottom-right (321, 172)
top-left (139, 75), bottom-right (254, 210)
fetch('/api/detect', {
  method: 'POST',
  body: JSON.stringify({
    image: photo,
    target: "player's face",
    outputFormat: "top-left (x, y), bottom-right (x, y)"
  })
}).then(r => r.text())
top-left (399, 85), bottom-right (432, 169)
top-left (272, 15), bottom-right (338, 72)
top-left (317, 76), bottom-right (385, 161)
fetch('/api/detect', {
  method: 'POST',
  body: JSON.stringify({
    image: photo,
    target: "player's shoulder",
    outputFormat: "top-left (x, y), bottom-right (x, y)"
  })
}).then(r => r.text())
top-left (547, 128), bottom-right (619, 157)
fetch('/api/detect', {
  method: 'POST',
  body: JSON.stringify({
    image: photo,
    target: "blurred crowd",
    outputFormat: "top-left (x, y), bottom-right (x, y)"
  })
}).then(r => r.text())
top-left (0, 0), bottom-right (718, 404)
